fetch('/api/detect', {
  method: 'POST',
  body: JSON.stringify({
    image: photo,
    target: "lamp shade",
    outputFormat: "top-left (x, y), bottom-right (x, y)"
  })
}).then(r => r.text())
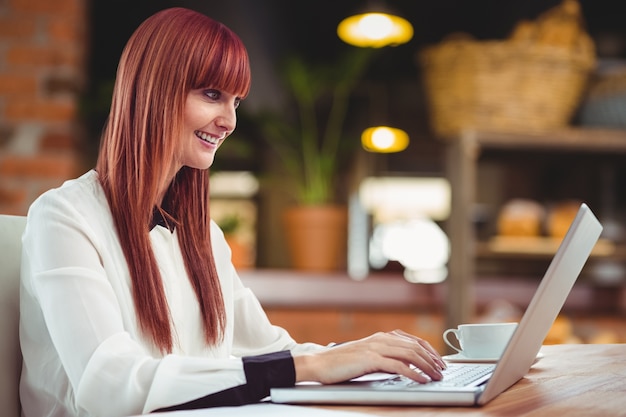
top-left (337, 12), bottom-right (413, 48)
top-left (361, 126), bottom-right (409, 153)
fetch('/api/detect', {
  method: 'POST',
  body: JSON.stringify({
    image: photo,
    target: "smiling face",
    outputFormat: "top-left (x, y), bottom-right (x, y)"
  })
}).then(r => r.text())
top-left (104, 9), bottom-right (252, 205)
top-left (177, 87), bottom-right (241, 172)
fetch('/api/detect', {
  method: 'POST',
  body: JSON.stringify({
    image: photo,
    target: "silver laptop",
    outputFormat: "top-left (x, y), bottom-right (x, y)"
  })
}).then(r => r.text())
top-left (271, 203), bottom-right (602, 407)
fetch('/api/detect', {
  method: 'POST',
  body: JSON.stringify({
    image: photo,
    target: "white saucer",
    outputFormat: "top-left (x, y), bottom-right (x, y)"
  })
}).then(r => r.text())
top-left (443, 351), bottom-right (544, 364)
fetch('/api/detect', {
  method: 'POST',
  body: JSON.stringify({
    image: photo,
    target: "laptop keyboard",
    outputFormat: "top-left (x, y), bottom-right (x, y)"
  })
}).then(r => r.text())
top-left (373, 363), bottom-right (495, 389)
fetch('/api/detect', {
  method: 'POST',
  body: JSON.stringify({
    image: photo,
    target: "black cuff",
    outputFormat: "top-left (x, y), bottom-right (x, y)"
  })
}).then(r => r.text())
top-left (243, 350), bottom-right (296, 393)
top-left (153, 350), bottom-right (295, 412)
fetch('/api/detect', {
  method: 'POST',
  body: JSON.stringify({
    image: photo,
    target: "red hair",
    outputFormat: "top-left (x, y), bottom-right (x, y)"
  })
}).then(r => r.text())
top-left (96, 8), bottom-right (251, 353)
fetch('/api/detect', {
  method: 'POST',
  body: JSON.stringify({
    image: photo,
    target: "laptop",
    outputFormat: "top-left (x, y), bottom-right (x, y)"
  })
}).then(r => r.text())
top-left (271, 203), bottom-right (603, 407)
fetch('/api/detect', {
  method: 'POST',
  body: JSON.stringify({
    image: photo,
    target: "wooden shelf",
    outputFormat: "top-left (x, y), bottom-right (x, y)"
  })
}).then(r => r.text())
top-left (476, 237), bottom-right (620, 259)
top-left (237, 268), bottom-right (626, 347)
top-left (238, 269), bottom-right (442, 310)
top-left (238, 268), bottom-right (625, 313)
top-left (444, 127), bottom-right (626, 329)
top-left (445, 128), bottom-right (626, 153)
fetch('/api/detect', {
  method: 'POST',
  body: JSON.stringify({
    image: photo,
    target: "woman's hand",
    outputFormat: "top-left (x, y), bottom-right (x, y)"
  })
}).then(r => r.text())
top-left (293, 330), bottom-right (446, 384)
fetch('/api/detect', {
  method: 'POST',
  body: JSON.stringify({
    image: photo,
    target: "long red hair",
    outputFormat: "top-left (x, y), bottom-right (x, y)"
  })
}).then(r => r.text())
top-left (96, 8), bottom-right (251, 353)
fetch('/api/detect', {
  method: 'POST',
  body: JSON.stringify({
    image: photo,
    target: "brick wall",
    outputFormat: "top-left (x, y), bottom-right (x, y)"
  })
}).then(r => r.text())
top-left (0, 0), bottom-right (88, 215)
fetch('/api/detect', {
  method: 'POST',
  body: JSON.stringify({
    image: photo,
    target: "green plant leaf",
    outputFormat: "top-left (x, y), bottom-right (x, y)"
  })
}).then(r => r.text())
top-left (254, 48), bottom-right (376, 205)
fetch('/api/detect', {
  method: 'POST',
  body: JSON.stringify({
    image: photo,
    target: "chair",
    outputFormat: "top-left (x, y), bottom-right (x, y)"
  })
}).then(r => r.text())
top-left (0, 214), bottom-right (26, 417)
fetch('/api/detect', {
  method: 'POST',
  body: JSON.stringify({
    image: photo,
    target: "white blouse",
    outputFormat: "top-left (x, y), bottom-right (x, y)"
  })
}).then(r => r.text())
top-left (19, 170), bottom-right (324, 417)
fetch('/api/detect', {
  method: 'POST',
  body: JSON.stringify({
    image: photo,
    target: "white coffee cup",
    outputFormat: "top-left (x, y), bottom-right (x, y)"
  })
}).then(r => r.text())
top-left (443, 322), bottom-right (518, 359)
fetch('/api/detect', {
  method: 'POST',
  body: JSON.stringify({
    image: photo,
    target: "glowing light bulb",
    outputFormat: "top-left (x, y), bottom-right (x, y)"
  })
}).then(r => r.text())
top-left (358, 14), bottom-right (394, 41)
top-left (371, 127), bottom-right (395, 149)
top-left (338, 12), bottom-right (413, 48)
top-left (361, 126), bottom-right (409, 153)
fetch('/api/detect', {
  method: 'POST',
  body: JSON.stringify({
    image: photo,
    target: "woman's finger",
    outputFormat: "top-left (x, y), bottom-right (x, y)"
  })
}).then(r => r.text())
top-left (356, 334), bottom-right (444, 381)
top-left (389, 329), bottom-right (447, 369)
top-left (379, 344), bottom-right (444, 381)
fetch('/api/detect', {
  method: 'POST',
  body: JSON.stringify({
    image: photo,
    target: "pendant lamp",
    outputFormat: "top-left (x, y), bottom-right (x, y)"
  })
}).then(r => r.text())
top-left (361, 126), bottom-right (409, 153)
top-left (337, 2), bottom-right (413, 48)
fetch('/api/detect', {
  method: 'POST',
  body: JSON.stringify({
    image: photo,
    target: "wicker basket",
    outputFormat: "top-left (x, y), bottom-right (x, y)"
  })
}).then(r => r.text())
top-left (418, 38), bottom-right (595, 138)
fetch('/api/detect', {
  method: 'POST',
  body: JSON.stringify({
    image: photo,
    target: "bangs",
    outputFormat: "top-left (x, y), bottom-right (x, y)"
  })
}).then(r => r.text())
top-left (192, 26), bottom-right (251, 99)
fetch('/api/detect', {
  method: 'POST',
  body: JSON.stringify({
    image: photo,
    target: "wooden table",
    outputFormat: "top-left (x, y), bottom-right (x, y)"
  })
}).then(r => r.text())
top-left (314, 344), bottom-right (626, 416)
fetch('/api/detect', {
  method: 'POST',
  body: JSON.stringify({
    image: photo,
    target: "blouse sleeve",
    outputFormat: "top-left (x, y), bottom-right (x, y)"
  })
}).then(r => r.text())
top-left (19, 187), bottom-right (321, 417)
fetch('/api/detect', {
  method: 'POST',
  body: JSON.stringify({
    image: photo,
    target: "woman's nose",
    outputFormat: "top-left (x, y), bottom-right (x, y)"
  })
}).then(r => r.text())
top-left (216, 104), bottom-right (236, 131)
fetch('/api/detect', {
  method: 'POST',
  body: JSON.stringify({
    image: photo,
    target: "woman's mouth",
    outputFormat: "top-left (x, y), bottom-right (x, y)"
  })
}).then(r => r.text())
top-left (195, 130), bottom-right (221, 145)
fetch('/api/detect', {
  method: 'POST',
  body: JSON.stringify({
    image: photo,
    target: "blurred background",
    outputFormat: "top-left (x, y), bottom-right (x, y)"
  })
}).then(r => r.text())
top-left (2, 0), bottom-right (626, 350)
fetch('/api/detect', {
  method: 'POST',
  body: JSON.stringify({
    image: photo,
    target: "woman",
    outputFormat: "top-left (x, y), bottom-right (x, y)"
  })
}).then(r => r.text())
top-left (19, 7), bottom-right (445, 417)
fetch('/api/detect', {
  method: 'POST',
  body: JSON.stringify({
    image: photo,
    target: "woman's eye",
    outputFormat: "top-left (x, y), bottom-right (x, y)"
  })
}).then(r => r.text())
top-left (204, 89), bottom-right (220, 100)
top-left (203, 88), bottom-right (241, 109)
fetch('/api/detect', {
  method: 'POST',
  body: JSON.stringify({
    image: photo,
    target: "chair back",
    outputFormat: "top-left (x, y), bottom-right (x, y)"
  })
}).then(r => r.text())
top-left (0, 214), bottom-right (26, 417)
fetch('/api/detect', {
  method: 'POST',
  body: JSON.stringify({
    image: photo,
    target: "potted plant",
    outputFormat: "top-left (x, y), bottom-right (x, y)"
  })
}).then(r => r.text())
top-left (255, 48), bottom-right (375, 271)
top-left (216, 213), bottom-right (246, 268)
